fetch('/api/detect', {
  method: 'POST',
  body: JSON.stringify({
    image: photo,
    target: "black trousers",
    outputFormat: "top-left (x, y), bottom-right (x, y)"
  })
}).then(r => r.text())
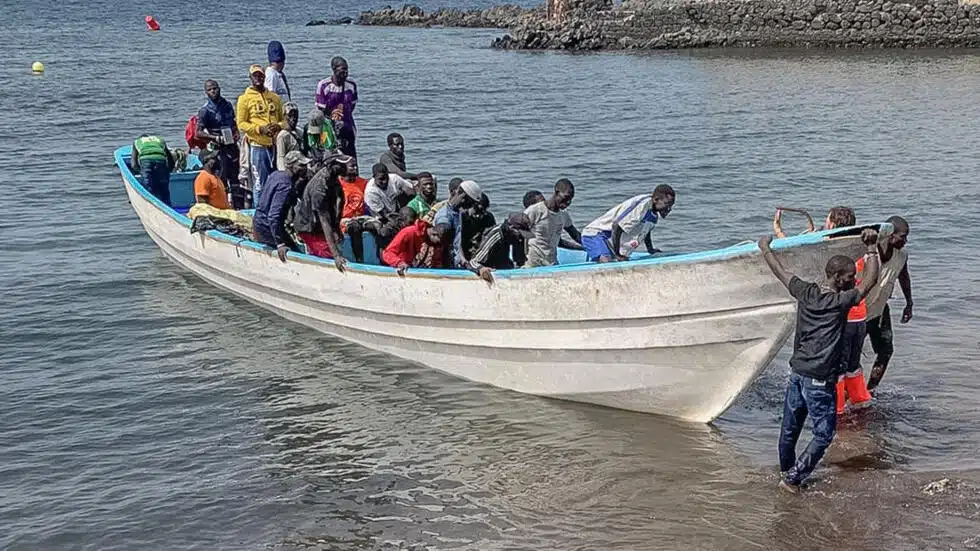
top-left (866, 303), bottom-right (894, 369)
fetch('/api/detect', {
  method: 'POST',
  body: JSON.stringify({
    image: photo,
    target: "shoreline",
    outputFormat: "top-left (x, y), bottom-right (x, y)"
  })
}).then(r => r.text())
top-left (309, 0), bottom-right (980, 50)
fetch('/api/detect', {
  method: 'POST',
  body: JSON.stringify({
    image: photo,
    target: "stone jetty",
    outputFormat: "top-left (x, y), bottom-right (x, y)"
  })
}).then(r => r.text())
top-left (311, 0), bottom-right (980, 50)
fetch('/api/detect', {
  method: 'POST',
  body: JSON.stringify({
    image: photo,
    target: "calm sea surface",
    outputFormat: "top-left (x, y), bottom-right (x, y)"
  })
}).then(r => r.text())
top-left (1, 0), bottom-right (979, 549)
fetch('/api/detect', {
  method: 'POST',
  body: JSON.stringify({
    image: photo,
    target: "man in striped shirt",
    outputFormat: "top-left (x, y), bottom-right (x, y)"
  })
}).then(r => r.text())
top-left (468, 213), bottom-right (534, 283)
top-left (581, 185), bottom-right (676, 263)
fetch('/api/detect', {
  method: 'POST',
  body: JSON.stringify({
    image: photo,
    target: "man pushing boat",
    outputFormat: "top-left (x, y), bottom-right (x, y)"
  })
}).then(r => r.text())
top-left (759, 228), bottom-right (881, 493)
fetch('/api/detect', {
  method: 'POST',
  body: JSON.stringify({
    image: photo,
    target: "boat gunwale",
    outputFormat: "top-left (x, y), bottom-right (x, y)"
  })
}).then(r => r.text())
top-left (115, 145), bottom-right (886, 280)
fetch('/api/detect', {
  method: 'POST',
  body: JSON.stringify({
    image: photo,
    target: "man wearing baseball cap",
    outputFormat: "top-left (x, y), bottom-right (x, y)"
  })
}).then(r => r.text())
top-left (432, 179), bottom-right (482, 269)
top-left (468, 212), bottom-right (533, 283)
top-left (252, 150), bottom-right (310, 262)
top-left (237, 64), bottom-right (284, 206)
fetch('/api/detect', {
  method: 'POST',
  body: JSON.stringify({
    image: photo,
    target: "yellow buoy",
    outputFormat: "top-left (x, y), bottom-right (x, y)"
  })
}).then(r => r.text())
top-left (32, 61), bottom-right (45, 74)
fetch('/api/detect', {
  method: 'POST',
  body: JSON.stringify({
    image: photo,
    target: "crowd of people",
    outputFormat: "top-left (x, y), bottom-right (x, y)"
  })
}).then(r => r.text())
top-left (130, 40), bottom-right (679, 282)
top-left (128, 41), bottom-right (918, 495)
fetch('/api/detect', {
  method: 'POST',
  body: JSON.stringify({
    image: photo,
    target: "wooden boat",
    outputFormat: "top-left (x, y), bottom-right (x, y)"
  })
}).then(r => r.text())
top-left (116, 146), bottom-right (885, 422)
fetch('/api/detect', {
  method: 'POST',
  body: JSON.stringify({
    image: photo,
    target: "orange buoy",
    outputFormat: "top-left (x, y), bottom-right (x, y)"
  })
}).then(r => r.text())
top-left (145, 15), bottom-right (160, 31)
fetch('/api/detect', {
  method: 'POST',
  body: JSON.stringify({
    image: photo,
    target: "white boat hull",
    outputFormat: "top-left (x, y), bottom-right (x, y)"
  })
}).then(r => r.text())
top-left (118, 150), bottom-right (876, 422)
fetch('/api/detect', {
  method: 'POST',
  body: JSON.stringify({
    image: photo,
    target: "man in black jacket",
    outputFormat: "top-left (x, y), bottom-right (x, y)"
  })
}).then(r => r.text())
top-left (759, 229), bottom-right (881, 493)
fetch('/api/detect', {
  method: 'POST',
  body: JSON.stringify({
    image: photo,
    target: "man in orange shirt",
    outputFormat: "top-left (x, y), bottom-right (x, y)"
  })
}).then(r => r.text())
top-left (194, 151), bottom-right (232, 210)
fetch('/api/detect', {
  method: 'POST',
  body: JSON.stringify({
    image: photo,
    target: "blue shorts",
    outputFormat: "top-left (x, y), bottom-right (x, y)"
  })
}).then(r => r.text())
top-left (582, 233), bottom-right (614, 262)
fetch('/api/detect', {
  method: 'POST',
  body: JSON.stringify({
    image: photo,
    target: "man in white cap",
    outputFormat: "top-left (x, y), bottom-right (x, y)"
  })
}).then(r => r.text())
top-left (237, 64), bottom-right (284, 206)
top-left (433, 179), bottom-right (482, 268)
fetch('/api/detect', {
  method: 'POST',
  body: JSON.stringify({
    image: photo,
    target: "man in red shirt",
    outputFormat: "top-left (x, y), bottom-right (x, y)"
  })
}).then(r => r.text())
top-left (382, 222), bottom-right (450, 275)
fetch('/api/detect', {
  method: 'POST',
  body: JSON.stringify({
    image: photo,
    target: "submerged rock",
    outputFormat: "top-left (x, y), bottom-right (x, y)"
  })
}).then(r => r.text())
top-left (306, 16), bottom-right (354, 26)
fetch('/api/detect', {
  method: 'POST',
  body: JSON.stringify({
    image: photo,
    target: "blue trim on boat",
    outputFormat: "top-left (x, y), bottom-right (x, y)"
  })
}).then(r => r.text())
top-left (115, 146), bottom-right (885, 280)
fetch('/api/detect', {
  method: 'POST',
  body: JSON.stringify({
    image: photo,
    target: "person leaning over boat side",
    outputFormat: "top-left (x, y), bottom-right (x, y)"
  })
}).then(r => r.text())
top-left (193, 150), bottom-right (232, 210)
top-left (195, 80), bottom-right (243, 207)
top-left (523, 179), bottom-right (583, 268)
top-left (275, 102), bottom-right (304, 171)
top-left (131, 134), bottom-right (175, 205)
top-left (382, 221), bottom-right (450, 275)
top-left (364, 163), bottom-right (415, 219)
top-left (581, 184), bottom-right (675, 263)
top-left (379, 132), bottom-right (417, 180)
top-left (292, 156), bottom-right (348, 272)
top-left (264, 40), bottom-right (291, 103)
top-left (237, 64), bottom-right (284, 207)
top-left (433, 180), bottom-right (483, 269)
top-left (406, 172), bottom-right (437, 218)
top-left (468, 213), bottom-right (533, 283)
top-left (315, 56), bottom-right (358, 159)
top-left (864, 215), bottom-right (914, 391)
top-left (252, 151), bottom-right (310, 262)
top-left (758, 229), bottom-right (881, 493)
top-left (462, 193), bottom-right (496, 262)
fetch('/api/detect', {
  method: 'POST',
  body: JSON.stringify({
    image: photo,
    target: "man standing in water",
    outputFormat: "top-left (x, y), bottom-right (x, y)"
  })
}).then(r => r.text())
top-left (759, 229), bottom-right (880, 493)
top-left (523, 179), bottom-right (583, 268)
top-left (237, 64), bottom-right (284, 206)
top-left (315, 57), bottom-right (358, 159)
top-left (864, 215), bottom-right (914, 391)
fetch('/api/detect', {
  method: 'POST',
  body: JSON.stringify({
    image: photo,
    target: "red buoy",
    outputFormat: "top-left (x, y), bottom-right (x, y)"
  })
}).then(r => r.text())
top-left (145, 15), bottom-right (160, 31)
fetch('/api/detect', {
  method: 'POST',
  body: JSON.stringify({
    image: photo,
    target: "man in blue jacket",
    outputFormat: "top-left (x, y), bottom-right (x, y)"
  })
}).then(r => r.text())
top-left (252, 151), bottom-right (310, 262)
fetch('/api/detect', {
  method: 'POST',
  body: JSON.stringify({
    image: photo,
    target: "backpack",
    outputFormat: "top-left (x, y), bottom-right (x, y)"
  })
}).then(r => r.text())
top-left (185, 116), bottom-right (208, 151)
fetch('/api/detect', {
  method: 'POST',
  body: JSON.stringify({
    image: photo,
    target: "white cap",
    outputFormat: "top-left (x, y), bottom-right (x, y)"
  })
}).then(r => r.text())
top-left (459, 180), bottom-right (482, 201)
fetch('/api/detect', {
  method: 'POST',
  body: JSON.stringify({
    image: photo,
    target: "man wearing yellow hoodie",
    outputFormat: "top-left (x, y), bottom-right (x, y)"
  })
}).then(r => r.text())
top-left (237, 64), bottom-right (284, 206)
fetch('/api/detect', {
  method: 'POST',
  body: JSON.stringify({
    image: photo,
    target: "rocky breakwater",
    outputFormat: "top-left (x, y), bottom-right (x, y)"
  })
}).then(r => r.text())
top-left (493, 0), bottom-right (980, 49)
top-left (331, 4), bottom-right (541, 29)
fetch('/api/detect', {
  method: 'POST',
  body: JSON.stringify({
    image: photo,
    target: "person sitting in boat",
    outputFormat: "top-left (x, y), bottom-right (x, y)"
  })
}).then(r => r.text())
top-left (364, 163), bottom-right (416, 220)
top-left (252, 151), bottom-right (310, 262)
top-left (193, 150), bottom-right (231, 210)
top-left (302, 111), bottom-right (338, 163)
top-left (131, 134), bottom-right (176, 205)
top-left (772, 206), bottom-right (857, 239)
top-left (275, 103), bottom-right (304, 171)
top-left (523, 179), bottom-right (583, 268)
top-left (420, 178), bottom-right (461, 225)
top-left (292, 156), bottom-right (349, 272)
top-left (468, 213), bottom-right (533, 283)
top-left (461, 193), bottom-right (496, 262)
top-left (382, 221), bottom-right (450, 275)
top-left (580, 184), bottom-right (676, 263)
top-left (379, 132), bottom-right (417, 180)
top-left (433, 180), bottom-right (483, 268)
top-left (758, 228), bottom-right (881, 493)
top-left (406, 172), bottom-right (437, 218)
top-left (523, 190), bottom-right (545, 208)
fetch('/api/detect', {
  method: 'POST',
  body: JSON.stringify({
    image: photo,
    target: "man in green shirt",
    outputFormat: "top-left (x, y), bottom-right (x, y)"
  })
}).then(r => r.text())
top-left (406, 172), bottom-right (437, 217)
top-left (131, 134), bottom-right (175, 204)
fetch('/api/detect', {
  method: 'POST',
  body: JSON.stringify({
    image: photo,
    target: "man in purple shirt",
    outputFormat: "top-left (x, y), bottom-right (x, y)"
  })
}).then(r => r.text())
top-left (315, 56), bottom-right (358, 159)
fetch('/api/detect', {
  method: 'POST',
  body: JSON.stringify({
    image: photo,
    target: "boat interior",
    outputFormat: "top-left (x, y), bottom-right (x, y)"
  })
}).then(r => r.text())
top-left (116, 147), bottom-right (879, 277)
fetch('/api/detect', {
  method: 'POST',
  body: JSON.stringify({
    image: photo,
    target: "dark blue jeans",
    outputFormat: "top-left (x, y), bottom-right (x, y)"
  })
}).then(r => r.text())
top-left (779, 372), bottom-right (837, 486)
top-left (141, 160), bottom-right (171, 205)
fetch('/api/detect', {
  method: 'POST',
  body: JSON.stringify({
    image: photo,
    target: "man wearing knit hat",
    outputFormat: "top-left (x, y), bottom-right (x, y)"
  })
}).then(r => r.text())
top-left (433, 180), bottom-right (482, 268)
top-left (265, 40), bottom-right (290, 103)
